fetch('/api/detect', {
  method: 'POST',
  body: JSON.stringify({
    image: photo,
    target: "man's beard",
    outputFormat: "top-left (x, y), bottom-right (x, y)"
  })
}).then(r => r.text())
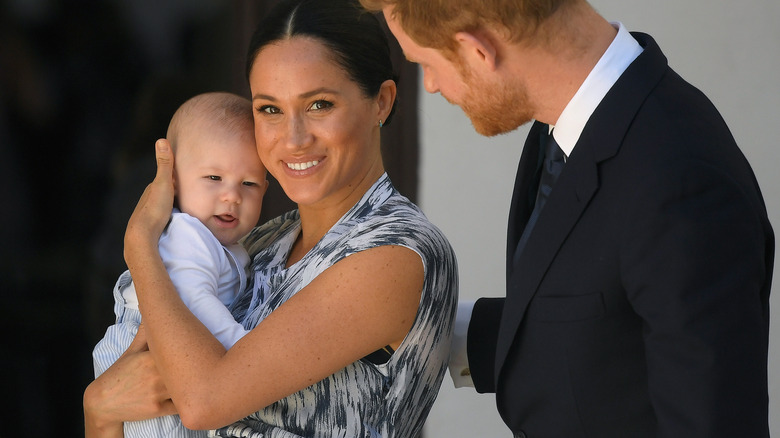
top-left (454, 66), bottom-right (535, 137)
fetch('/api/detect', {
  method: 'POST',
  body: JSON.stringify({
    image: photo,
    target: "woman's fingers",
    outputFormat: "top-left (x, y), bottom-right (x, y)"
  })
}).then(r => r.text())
top-left (143, 139), bottom-right (175, 224)
top-left (125, 140), bottom-right (176, 259)
top-left (154, 138), bottom-right (174, 184)
top-left (84, 347), bottom-right (176, 427)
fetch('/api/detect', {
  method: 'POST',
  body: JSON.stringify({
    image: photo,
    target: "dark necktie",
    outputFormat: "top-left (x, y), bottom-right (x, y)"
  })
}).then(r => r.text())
top-left (513, 129), bottom-right (566, 264)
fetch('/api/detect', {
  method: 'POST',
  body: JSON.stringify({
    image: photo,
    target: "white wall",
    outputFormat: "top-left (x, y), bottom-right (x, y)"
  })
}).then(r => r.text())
top-left (419, 1), bottom-right (780, 436)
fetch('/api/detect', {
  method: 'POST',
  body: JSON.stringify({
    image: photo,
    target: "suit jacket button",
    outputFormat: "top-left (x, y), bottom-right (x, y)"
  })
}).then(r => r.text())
top-left (514, 431), bottom-right (527, 438)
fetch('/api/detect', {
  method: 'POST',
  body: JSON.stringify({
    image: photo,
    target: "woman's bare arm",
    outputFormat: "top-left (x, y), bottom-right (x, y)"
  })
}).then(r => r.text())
top-left (134, 243), bottom-right (423, 430)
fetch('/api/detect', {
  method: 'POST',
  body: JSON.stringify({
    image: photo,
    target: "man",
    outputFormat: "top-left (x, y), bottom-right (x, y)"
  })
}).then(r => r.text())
top-left (360, 0), bottom-right (773, 436)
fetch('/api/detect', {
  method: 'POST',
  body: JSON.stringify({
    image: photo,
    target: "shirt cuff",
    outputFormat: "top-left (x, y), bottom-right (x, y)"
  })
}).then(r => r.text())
top-left (449, 299), bottom-right (476, 388)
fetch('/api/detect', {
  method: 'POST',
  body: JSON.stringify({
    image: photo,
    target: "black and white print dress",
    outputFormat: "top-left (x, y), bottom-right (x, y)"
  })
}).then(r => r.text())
top-left (211, 174), bottom-right (458, 438)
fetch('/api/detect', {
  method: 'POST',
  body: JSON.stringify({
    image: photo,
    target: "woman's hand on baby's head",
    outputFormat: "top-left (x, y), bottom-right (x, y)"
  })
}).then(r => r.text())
top-left (124, 139), bottom-right (176, 260)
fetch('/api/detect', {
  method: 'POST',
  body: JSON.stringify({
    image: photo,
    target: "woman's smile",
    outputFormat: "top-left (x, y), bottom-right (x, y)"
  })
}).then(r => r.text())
top-left (286, 159), bottom-right (321, 171)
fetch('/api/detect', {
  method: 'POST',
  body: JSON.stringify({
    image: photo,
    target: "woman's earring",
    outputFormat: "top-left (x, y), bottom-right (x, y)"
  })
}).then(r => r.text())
top-left (378, 119), bottom-right (384, 128)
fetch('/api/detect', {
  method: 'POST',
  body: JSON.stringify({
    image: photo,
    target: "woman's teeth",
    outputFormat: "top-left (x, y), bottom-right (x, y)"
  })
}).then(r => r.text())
top-left (287, 160), bottom-right (319, 170)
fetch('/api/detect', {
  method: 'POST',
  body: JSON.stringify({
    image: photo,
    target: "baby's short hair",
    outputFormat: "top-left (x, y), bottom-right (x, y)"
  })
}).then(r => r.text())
top-left (167, 92), bottom-right (253, 152)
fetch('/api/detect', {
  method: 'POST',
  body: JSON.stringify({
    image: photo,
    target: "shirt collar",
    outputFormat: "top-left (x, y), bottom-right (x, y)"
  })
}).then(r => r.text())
top-left (551, 22), bottom-right (644, 157)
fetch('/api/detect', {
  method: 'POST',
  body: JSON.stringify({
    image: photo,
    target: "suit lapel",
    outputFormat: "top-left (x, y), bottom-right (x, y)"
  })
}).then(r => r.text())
top-left (496, 136), bottom-right (600, 375)
top-left (506, 122), bottom-right (546, 275)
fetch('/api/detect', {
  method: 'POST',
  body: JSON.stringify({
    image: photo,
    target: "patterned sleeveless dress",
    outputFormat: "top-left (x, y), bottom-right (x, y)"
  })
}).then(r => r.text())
top-left (211, 174), bottom-right (458, 438)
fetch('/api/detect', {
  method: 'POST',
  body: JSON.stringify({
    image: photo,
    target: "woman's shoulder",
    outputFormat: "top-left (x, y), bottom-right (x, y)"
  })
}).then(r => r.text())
top-left (346, 189), bottom-right (455, 260)
top-left (375, 191), bottom-right (448, 237)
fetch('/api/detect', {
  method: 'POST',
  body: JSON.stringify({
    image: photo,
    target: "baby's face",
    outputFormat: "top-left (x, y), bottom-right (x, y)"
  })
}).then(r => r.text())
top-left (174, 128), bottom-right (267, 246)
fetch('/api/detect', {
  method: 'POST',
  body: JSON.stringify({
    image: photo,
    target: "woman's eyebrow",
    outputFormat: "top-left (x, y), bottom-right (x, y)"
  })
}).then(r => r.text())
top-left (252, 87), bottom-right (341, 102)
top-left (252, 93), bottom-right (276, 102)
top-left (300, 87), bottom-right (341, 98)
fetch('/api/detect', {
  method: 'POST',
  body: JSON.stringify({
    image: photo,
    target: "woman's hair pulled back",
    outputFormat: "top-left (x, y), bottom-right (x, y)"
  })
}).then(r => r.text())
top-left (246, 0), bottom-right (398, 124)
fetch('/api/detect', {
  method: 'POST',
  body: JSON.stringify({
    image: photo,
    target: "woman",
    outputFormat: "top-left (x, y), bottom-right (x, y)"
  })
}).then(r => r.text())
top-left (83, 0), bottom-right (458, 437)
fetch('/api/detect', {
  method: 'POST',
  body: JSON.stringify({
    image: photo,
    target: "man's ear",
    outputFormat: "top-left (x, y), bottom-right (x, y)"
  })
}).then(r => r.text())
top-left (454, 30), bottom-right (499, 72)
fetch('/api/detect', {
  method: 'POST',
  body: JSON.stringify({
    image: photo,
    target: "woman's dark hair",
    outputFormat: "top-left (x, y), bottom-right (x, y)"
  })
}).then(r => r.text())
top-left (246, 0), bottom-right (398, 124)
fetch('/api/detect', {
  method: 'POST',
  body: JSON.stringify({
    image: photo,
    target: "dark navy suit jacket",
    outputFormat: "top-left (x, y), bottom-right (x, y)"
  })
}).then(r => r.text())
top-left (467, 33), bottom-right (773, 437)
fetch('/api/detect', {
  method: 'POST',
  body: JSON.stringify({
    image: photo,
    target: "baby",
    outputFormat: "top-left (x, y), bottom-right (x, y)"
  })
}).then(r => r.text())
top-left (92, 92), bottom-right (267, 437)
